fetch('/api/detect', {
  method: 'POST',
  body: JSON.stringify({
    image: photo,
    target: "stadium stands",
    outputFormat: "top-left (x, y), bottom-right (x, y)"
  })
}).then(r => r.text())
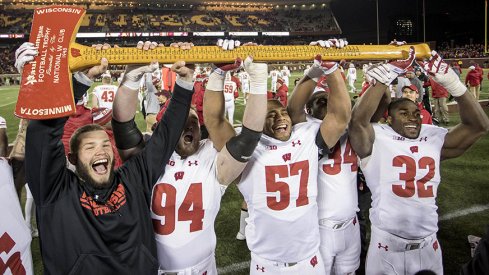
top-left (0, 6), bottom-right (338, 33)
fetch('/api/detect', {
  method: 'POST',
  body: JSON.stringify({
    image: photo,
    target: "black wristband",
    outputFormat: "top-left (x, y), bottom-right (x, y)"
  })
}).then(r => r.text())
top-left (112, 118), bottom-right (144, 150)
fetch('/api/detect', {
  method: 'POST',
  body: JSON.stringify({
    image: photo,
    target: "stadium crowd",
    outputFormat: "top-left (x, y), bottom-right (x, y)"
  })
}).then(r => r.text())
top-left (0, 7), bottom-right (337, 33)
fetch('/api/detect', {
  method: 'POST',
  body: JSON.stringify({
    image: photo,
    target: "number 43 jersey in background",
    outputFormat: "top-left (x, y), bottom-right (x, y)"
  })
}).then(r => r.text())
top-left (150, 140), bottom-right (225, 271)
top-left (361, 123), bottom-right (448, 239)
top-left (238, 119), bottom-right (322, 263)
top-left (92, 84), bottom-right (118, 109)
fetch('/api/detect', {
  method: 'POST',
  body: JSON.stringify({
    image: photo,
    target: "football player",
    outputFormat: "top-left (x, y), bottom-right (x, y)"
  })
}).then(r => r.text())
top-left (288, 51), bottom-right (360, 275)
top-left (349, 48), bottom-right (489, 274)
top-left (114, 41), bottom-right (267, 274)
top-left (211, 41), bottom-right (351, 274)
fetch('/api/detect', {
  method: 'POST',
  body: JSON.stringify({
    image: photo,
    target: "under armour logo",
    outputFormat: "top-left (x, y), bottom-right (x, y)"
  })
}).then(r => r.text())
top-left (188, 160), bottom-right (198, 166)
top-left (174, 171), bottom-right (185, 181)
top-left (292, 140), bottom-right (301, 147)
top-left (71, 48), bottom-right (81, 57)
top-left (353, 217), bottom-right (357, 226)
top-left (282, 153), bottom-right (291, 162)
top-left (310, 255), bottom-right (318, 267)
top-left (410, 146), bottom-right (419, 153)
top-left (0, 232), bottom-right (26, 274)
top-left (256, 265), bottom-right (265, 272)
top-left (378, 243), bottom-right (388, 251)
top-left (433, 240), bottom-right (439, 251)
top-left (419, 136), bottom-right (428, 142)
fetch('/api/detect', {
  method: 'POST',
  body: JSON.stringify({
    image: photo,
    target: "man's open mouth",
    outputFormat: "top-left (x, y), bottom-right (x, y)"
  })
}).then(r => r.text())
top-left (92, 159), bottom-right (109, 175)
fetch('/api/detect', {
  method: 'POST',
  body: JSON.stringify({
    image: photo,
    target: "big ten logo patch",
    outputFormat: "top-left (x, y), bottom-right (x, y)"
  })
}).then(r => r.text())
top-left (0, 232), bottom-right (27, 275)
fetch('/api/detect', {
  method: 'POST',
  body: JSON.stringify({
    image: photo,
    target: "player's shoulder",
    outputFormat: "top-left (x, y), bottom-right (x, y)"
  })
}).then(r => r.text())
top-left (197, 139), bottom-right (218, 156)
top-left (420, 124), bottom-right (448, 137)
top-left (292, 115), bottom-right (321, 135)
top-left (0, 116), bottom-right (6, 129)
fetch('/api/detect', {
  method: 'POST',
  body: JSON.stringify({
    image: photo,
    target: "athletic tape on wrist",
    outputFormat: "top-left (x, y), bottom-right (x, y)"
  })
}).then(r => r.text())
top-left (206, 72), bottom-right (225, 91)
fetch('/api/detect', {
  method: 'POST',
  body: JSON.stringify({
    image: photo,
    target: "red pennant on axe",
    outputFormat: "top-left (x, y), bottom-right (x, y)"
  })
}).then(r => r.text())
top-left (16, 6), bottom-right (86, 119)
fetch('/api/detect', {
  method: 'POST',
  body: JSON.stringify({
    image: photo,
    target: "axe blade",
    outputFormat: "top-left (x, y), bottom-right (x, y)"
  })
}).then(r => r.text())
top-left (15, 6), bottom-right (85, 119)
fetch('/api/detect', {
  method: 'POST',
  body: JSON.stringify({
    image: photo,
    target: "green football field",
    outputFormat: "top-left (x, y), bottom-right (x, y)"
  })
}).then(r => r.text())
top-left (0, 70), bottom-right (488, 274)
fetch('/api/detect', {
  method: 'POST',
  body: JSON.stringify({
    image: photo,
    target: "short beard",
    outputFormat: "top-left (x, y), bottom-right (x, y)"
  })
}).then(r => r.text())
top-left (76, 160), bottom-right (115, 190)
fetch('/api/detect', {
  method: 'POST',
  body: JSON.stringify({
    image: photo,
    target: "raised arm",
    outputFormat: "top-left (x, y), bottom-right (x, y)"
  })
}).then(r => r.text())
top-left (112, 63), bottom-right (159, 161)
top-left (318, 62), bottom-right (351, 149)
top-left (114, 58), bottom-right (194, 189)
top-left (288, 39), bottom-right (348, 124)
top-left (203, 59), bottom-right (242, 151)
top-left (423, 52), bottom-right (489, 160)
top-left (349, 47), bottom-right (416, 159)
top-left (215, 57), bottom-right (267, 186)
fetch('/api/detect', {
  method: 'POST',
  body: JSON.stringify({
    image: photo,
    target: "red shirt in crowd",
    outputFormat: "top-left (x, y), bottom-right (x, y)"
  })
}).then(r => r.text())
top-left (465, 70), bottom-right (482, 86)
top-left (426, 78), bottom-right (449, 98)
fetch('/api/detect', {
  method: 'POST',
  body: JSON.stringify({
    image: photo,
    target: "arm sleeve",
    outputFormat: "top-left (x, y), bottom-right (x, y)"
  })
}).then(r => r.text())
top-left (25, 118), bottom-right (68, 206)
top-left (123, 82), bottom-right (194, 194)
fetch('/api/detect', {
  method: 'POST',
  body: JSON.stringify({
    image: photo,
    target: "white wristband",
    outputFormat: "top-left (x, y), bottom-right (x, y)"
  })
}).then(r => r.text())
top-left (206, 72), bottom-right (225, 91)
top-left (249, 81), bottom-right (267, 95)
top-left (122, 80), bottom-right (140, 90)
top-left (447, 81), bottom-right (467, 97)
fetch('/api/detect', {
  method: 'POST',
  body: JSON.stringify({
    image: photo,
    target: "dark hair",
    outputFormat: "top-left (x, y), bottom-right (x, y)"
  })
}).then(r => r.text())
top-left (306, 91), bottom-right (328, 115)
top-left (69, 124), bottom-right (107, 154)
top-left (387, 98), bottom-right (417, 117)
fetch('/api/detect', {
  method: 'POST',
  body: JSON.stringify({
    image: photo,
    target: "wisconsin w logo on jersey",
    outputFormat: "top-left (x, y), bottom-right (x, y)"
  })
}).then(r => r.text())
top-left (174, 171), bottom-right (185, 181)
top-left (0, 232), bottom-right (26, 275)
top-left (282, 153), bottom-right (291, 162)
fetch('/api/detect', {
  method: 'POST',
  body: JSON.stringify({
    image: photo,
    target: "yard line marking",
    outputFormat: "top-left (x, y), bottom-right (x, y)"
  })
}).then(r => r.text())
top-left (0, 101), bottom-right (17, 108)
top-left (216, 205), bottom-right (489, 274)
top-left (439, 204), bottom-right (489, 221)
top-left (217, 260), bottom-right (250, 274)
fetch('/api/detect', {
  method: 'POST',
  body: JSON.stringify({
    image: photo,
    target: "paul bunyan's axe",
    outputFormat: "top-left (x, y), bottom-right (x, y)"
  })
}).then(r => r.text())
top-left (16, 5), bottom-right (432, 119)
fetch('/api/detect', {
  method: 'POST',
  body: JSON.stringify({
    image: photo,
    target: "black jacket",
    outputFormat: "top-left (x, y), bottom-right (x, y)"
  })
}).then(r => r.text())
top-left (25, 78), bottom-right (193, 275)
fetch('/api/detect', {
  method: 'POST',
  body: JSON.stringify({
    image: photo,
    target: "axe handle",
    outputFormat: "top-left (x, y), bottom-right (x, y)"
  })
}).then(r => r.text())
top-left (69, 43), bottom-right (431, 71)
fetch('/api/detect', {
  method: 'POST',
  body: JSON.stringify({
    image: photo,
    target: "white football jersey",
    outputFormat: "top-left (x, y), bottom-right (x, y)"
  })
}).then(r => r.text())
top-left (238, 72), bottom-right (250, 93)
top-left (361, 124), bottom-right (448, 239)
top-left (347, 68), bottom-right (357, 80)
top-left (238, 119), bottom-right (322, 262)
top-left (223, 80), bottom-right (237, 102)
top-left (0, 158), bottom-right (33, 275)
top-left (280, 69), bottom-right (291, 86)
top-left (92, 84), bottom-right (118, 109)
top-left (317, 133), bottom-right (359, 221)
top-left (151, 140), bottom-right (225, 270)
top-left (268, 70), bottom-right (281, 81)
top-left (0, 116), bottom-right (6, 129)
